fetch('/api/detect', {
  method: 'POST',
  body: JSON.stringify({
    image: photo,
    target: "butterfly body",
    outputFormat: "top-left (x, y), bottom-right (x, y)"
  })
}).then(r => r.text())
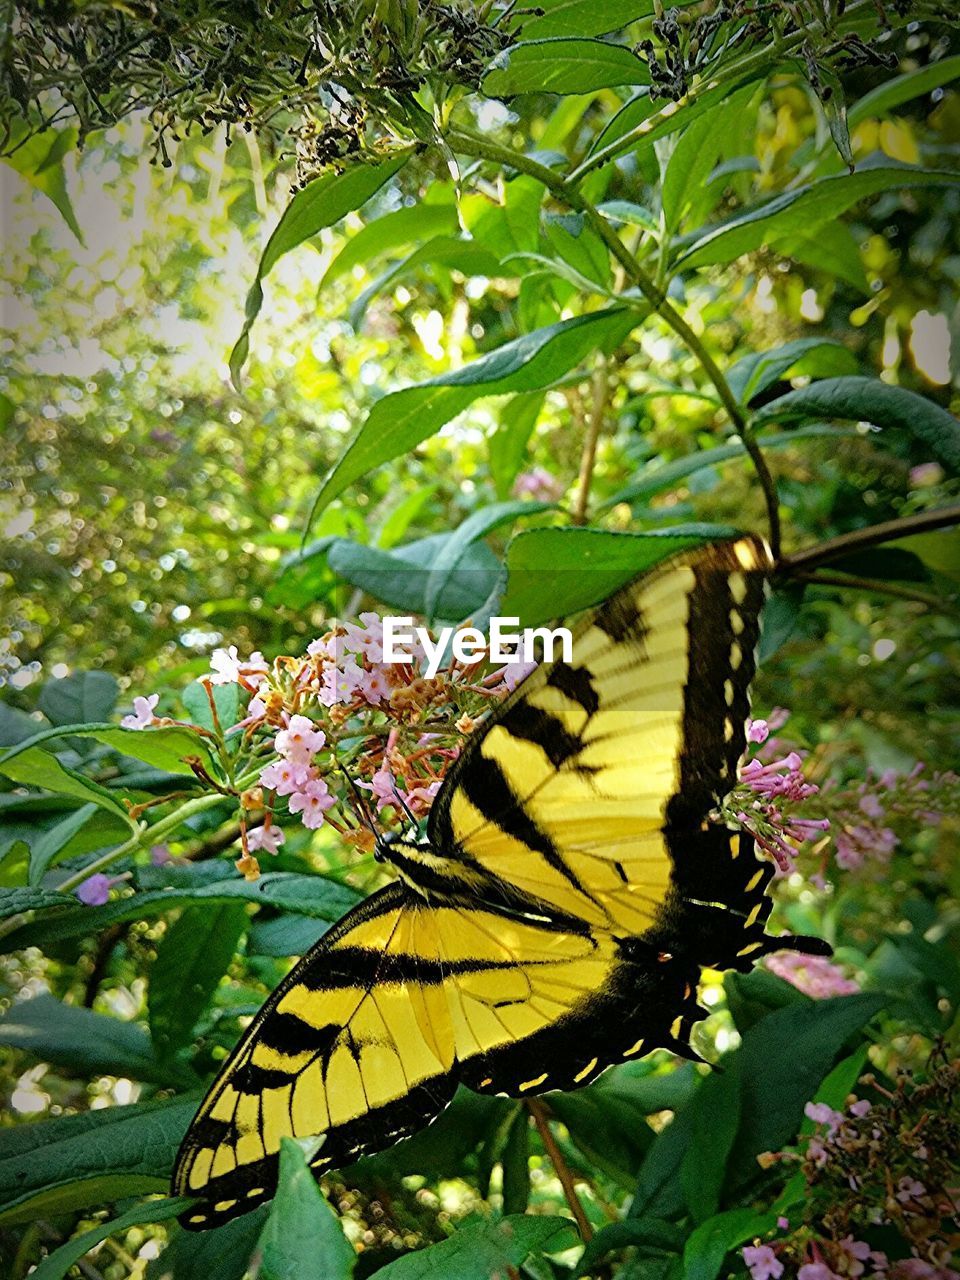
top-left (174, 535), bottom-right (829, 1230)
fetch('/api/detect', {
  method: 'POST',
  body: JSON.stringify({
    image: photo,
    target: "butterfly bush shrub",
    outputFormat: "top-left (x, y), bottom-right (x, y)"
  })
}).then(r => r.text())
top-left (1, 1), bottom-right (959, 1278)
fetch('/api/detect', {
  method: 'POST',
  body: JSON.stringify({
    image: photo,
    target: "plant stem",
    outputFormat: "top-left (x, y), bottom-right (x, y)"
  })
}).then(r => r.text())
top-left (445, 128), bottom-right (782, 553)
top-left (779, 503), bottom-right (960, 575)
top-left (793, 570), bottom-right (956, 613)
top-left (573, 358), bottom-right (608, 525)
top-left (526, 1098), bottom-right (593, 1242)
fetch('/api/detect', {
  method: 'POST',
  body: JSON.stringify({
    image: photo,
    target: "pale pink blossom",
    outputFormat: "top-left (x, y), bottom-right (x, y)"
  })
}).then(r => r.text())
top-left (121, 693), bottom-right (159, 729)
top-left (799, 1264), bottom-right (841, 1280)
top-left (275, 714), bottom-right (326, 764)
top-left (512, 467), bottom-right (564, 502)
top-left (150, 844), bottom-right (171, 867)
top-left (307, 635), bottom-right (336, 660)
top-left (341, 612), bottom-right (385, 663)
top-left (839, 1238), bottom-right (873, 1277)
top-left (804, 1101), bottom-right (845, 1135)
top-left (289, 778), bottom-right (336, 829)
top-left (767, 952), bottom-right (859, 998)
top-left (858, 792), bottom-right (885, 819)
top-left (259, 759), bottom-right (311, 797)
top-left (499, 659), bottom-right (538, 692)
top-left (896, 1176), bottom-right (927, 1203)
top-left (235, 695), bottom-right (267, 729)
top-left (209, 645), bottom-right (269, 687)
top-left (747, 719), bottom-right (770, 744)
top-left (319, 660), bottom-right (365, 706)
top-left (358, 765), bottom-right (402, 812)
top-left (404, 779), bottom-right (442, 814)
top-left (848, 1098), bottom-right (871, 1117)
top-left (247, 823), bottom-right (286, 855)
top-left (358, 665), bottom-right (391, 705)
top-left (743, 1245), bottom-right (784, 1280)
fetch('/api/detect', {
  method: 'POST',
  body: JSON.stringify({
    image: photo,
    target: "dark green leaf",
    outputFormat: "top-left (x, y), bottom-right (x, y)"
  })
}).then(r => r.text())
top-left (0, 870), bottom-right (360, 952)
top-left (0, 736), bottom-right (134, 825)
top-left (848, 55), bottom-right (960, 128)
top-left (724, 993), bottom-right (886, 1194)
top-left (680, 1055), bottom-right (742, 1221)
top-left (678, 166), bottom-right (960, 271)
top-left (230, 149), bottom-right (413, 384)
top-left (257, 1139), bottom-right (355, 1280)
top-left (29, 1196), bottom-right (191, 1280)
top-left (484, 39), bottom-right (649, 96)
top-left (0, 993), bottom-right (195, 1086)
top-left (752, 375), bottom-right (960, 473)
top-left (148, 1205), bottom-right (270, 1280)
top-left (576, 1218), bottom-right (685, 1277)
top-left (0, 722), bottom-right (216, 787)
top-left (28, 802), bottom-right (109, 887)
top-left (775, 221), bottom-right (869, 292)
top-left (348, 236), bottom-right (502, 329)
top-left (0, 700), bottom-right (43, 747)
top-left (0, 1094), bottom-right (197, 1224)
top-left (149, 903), bottom-right (249, 1060)
top-left (320, 197), bottom-right (458, 289)
top-left (726, 339), bottom-right (859, 405)
top-left (500, 1106), bottom-right (530, 1215)
top-left (374, 1214), bottom-right (577, 1279)
top-left (723, 968), bottom-right (810, 1036)
top-left (307, 308), bottom-right (635, 523)
top-left (489, 393), bottom-right (545, 498)
top-left (328, 535), bottom-right (501, 621)
top-left (496, 526), bottom-right (740, 626)
top-left (758, 583), bottom-right (807, 662)
top-left (681, 1207), bottom-right (778, 1280)
top-left (519, 0), bottom-right (657, 39)
top-left (543, 212), bottom-right (612, 288)
top-left (38, 671), bottom-right (118, 726)
top-left (424, 501), bottom-right (553, 624)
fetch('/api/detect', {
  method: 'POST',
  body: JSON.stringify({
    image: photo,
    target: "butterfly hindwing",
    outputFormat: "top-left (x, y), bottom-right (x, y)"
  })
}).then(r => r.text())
top-left (427, 535), bottom-right (773, 935)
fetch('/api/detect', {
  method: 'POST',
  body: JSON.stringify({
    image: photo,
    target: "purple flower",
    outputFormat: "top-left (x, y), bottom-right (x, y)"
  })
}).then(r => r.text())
top-left (799, 1264), bottom-right (841, 1280)
top-left (512, 468), bottom-right (564, 502)
top-left (743, 1245), bottom-right (784, 1280)
top-left (150, 844), bottom-right (172, 867)
top-left (120, 693), bottom-right (159, 730)
top-left (766, 952), bottom-right (859, 999)
top-left (246, 823), bottom-right (286, 856)
top-left (747, 719), bottom-right (770, 744)
top-left (75, 873), bottom-right (118, 905)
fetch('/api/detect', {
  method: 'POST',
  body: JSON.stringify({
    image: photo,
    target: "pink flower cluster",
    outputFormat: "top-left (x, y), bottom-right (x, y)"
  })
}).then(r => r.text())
top-left (765, 951), bottom-right (859, 999)
top-left (305, 613), bottom-right (404, 709)
top-left (827, 764), bottom-right (958, 873)
top-left (729, 716), bottom-right (830, 872)
top-left (512, 467), bottom-right (564, 502)
top-left (259, 714), bottom-right (335, 833)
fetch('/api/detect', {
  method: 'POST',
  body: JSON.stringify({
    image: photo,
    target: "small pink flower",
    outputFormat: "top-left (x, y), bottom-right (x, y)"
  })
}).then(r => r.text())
top-left (358, 665), bottom-right (391, 706)
top-left (512, 467), bottom-right (564, 502)
top-left (848, 1098), bottom-right (871, 1117)
top-left (75, 873), bottom-right (121, 906)
top-left (743, 1245), bottom-right (784, 1280)
top-left (858, 792), bottom-right (885, 819)
top-left (804, 1101), bottom-right (845, 1134)
top-left (405, 779), bottom-right (442, 814)
top-left (499, 659), bottom-right (538, 692)
top-left (896, 1176), bottom-right (927, 1203)
top-left (799, 1264), bottom-right (841, 1280)
top-left (766, 951), bottom-right (859, 999)
top-left (839, 1238), bottom-right (873, 1277)
top-left (341, 612), bottom-right (385, 663)
top-left (289, 778), bottom-right (336, 829)
top-left (247, 823), bottom-right (286, 855)
top-left (121, 693), bottom-right (159, 729)
top-left (747, 719), bottom-right (770, 744)
top-left (807, 1136), bottom-right (830, 1167)
top-left (235, 695), bottom-right (267, 729)
top-left (319, 660), bottom-right (365, 706)
top-left (358, 765), bottom-right (402, 812)
top-left (777, 1216), bottom-right (790, 1231)
top-left (260, 759), bottom-right (311, 797)
top-left (150, 844), bottom-right (172, 867)
top-left (275, 714), bottom-right (326, 764)
top-left (307, 635), bottom-right (335, 659)
top-left (209, 646), bottom-right (269, 687)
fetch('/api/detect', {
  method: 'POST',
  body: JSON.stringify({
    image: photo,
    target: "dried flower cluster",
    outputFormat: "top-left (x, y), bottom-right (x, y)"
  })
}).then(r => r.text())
top-left (745, 1053), bottom-right (960, 1280)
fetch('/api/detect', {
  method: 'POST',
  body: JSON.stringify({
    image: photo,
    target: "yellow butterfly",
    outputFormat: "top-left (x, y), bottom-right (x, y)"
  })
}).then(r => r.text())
top-left (173, 534), bottom-right (828, 1229)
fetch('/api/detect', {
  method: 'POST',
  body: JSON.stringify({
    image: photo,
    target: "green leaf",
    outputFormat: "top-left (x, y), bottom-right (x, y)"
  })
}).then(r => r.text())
top-left (489, 393), bottom-right (545, 498)
top-left (0, 885), bottom-right (76, 919)
top-left (374, 1214), bottom-right (577, 1279)
top-left (661, 85), bottom-right (762, 234)
top-left (147, 1205), bottom-right (270, 1280)
top-left (723, 968), bottom-right (811, 1037)
top-left (681, 1207), bottom-right (778, 1280)
top-left (0, 1094), bottom-right (197, 1225)
top-left (378, 485), bottom-right (439, 548)
top-left (544, 212), bottom-right (612, 288)
top-left (680, 1054), bottom-right (742, 1221)
top-left (230, 149), bottom-right (413, 384)
top-left (257, 1139), bottom-right (356, 1280)
top-left (848, 55), bottom-right (960, 128)
top-left (758, 583), bottom-right (807, 662)
top-left (775, 221), bottom-right (869, 292)
top-left (424, 501), bottom-right (553, 625)
top-left (328, 535), bottom-right (501, 621)
top-left (576, 1217), bottom-right (685, 1277)
top-left (678, 165), bottom-right (960, 271)
top-left (601, 426), bottom-right (856, 509)
top-left (348, 236), bottom-right (502, 329)
top-left (726, 339), bottom-right (859, 405)
top-left (27, 802), bottom-right (114, 887)
top-left (0, 869), bottom-right (360, 952)
top-left (496, 526), bottom-right (740, 626)
top-left (519, 0), bottom-right (657, 39)
top-left (28, 1196), bottom-right (191, 1280)
top-left (0, 993), bottom-right (195, 1087)
top-left (751, 376), bottom-right (960, 474)
top-left (724, 992), bottom-right (886, 1194)
top-left (38, 671), bottom-right (118, 726)
top-left (0, 722), bottom-right (216, 785)
top-left (320, 197), bottom-right (458, 289)
top-left (0, 700), bottom-right (43, 747)
top-left (181, 681), bottom-right (241, 733)
top-left (500, 1107), bottom-right (530, 1215)
top-left (307, 307), bottom-right (635, 523)
top-left (149, 903), bottom-right (249, 1060)
top-left (483, 39), bottom-right (650, 96)
top-left (1, 124), bottom-right (83, 242)
top-left (598, 199), bottom-right (659, 232)
top-left (0, 736), bottom-right (134, 826)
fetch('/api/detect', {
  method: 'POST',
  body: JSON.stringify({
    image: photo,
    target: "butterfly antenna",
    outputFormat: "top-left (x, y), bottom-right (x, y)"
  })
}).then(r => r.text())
top-left (394, 787), bottom-right (420, 838)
